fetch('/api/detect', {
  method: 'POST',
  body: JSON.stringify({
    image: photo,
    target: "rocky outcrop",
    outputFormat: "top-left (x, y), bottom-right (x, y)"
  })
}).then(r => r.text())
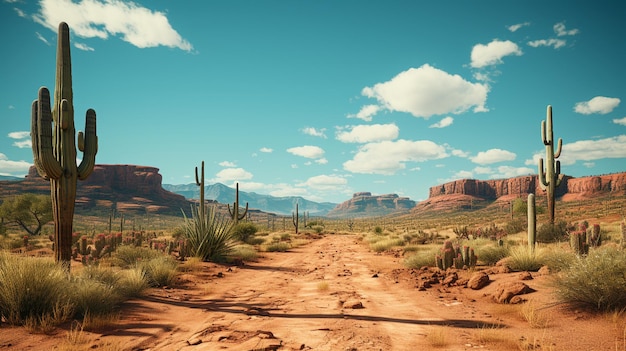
top-left (418, 172), bottom-right (626, 212)
top-left (326, 192), bottom-right (415, 218)
top-left (0, 165), bottom-right (191, 215)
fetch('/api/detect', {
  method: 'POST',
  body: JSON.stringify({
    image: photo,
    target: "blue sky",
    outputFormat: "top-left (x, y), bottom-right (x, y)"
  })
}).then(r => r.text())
top-left (1, 0), bottom-right (625, 204)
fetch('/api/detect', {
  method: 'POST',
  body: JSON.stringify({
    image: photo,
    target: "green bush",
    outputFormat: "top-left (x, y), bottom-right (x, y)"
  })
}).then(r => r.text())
top-left (476, 245), bottom-right (510, 266)
top-left (536, 221), bottom-right (568, 243)
top-left (0, 253), bottom-right (69, 325)
top-left (70, 278), bottom-right (122, 318)
top-left (138, 256), bottom-right (178, 287)
top-left (232, 222), bottom-right (258, 242)
top-left (404, 247), bottom-right (439, 269)
top-left (117, 267), bottom-right (149, 297)
top-left (266, 242), bottom-right (290, 252)
top-left (506, 245), bottom-right (545, 271)
top-left (504, 218), bottom-right (526, 235)
top-left (555, 246), bottom-right (626, 311)
top-left (370, 238), bottom-right (405, 252)
top-left (113, 245), bottom-right (160, 268)
top-left (182, 204), bottom-right (235, 262)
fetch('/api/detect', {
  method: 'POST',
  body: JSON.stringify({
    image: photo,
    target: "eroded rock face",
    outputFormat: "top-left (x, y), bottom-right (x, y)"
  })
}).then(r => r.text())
top-left (2, 165), bottom-right (191, 215)
top-left (326, 192), bottom-right (416, 217)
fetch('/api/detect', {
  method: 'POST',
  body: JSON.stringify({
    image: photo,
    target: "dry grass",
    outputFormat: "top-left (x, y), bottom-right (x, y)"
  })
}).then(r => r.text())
top-left (519, 300), bottom-right (550, 328)
top-left (316, 281), bottom-right (329, 292)
top-left (426, 325), bottom-right (449, 348)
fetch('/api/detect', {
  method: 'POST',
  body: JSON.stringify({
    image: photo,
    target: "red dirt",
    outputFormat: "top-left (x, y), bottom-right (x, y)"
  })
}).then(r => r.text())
top-left (1, 234), bottom-right (625, 350)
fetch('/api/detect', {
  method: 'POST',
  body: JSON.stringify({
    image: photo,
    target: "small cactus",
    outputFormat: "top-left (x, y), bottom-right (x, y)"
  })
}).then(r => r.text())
top-left (292, 203), bottom-right (299, 234)
top-left (228, 183), bottom-right (248, 224)
top-left (570, 231), bottom-right (588, 255)
top-left (436, 241), bottom-right (476, 270)
top-left (527, 193), bottom-right (536, 254)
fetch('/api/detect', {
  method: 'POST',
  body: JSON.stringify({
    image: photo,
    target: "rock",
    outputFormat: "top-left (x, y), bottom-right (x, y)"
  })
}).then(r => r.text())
top-left (519, 271), bottom-right (533, 280)
top-left (492, 282), bottom-right (535, 304)
top-left (537, 266), bottom-right (551, 275)
top-left (327, 192), bottom-right (415, 217)
top-left (343, 300), bottom-right (364, 309)
top-left (442, 271), bottom-right (458, 286)
top-left (467, 272), bottom-right (490, 290)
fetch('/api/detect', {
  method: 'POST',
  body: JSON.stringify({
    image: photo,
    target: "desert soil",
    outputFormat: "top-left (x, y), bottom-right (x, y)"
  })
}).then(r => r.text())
top-left (1, 234), bottom-right (625, 351)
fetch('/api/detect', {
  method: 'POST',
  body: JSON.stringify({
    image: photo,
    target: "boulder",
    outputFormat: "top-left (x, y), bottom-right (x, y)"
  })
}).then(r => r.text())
top-left (492, 282), bottom-right (535, 304)
top-left (467, 272), bottom-right (490, 290)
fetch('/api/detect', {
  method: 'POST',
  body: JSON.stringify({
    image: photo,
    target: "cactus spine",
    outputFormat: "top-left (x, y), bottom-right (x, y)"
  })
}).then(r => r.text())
top-left (195, 161), bottom-right (206, 218)
top-left (292, 203), bottom-right (299, 234)
top-left (528, 193), bottom-right (536, 254)
top-left (538, 105), bottom-right (563, 224)
top-left (30, 22), bottom-right (98, 269)
top-left (227, 182), bottom-right (248, 224)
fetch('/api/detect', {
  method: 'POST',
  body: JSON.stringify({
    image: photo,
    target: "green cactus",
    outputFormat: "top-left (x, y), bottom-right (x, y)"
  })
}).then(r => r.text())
top-left (538, 105), bottom-right (563, 224)
top-left (31, 22), bottom-right (98, 269)
top-left (227, 182), bottom-right (248, 224)
top-left (436, 241), bottom-right (476, 270)
top-left (195, 161), bottom-right (206, 218)
top-left (527, 193), bottom-right (536, 254)
top-left (292, 203), bottom-right (299, 234)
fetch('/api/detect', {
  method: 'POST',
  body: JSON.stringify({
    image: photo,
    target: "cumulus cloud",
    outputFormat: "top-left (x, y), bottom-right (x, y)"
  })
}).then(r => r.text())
top-left (8, 131), bottom-right (31, 148)
top-left (302, 127), bottom-right (327, 138)
top-left (348, 104), bottom-right (380, 121)
top-left (8, 131), bottom-right (30, 139)
top-left (298, 175), bottom-right (347, 191)
top-left (429, 116), bottom-right (454, 128)
top-left (33, 0), bottom-right (193, 51)
top-left (470, 148), bottom-right (516, 165)
top-left (470, 39), bottom-right (522, 68)
top-left (613, 117), bottom-right (626, 126)
top-left (491, 165), bottom-right (534, 178)
top-left (219, 161), bottom-right (236, 167)
top-left (287, 145), bottom-right (325, 159)
top-left (361, 64), bottom-right (488, 119)
top-left (554, 22), bottom-right (579, 36)
top-left (527, 39), bottom-right (566, 49)
top-left (343, 139), bottom-right (448, 175)
top-left (0, 153), bottom-right (32, 176)
top-left (210, 167), bottom-right (253, 184)
top-left (527, 135), bottom-right (626, 166)
top-left (508, 22), bottom-right (530, 32)
top-left (336, 124), bottom-right (399, 143)
top-left (260, 147), bottom-right (273, 153)
top-left (574, 96), bottom-right (621, 115)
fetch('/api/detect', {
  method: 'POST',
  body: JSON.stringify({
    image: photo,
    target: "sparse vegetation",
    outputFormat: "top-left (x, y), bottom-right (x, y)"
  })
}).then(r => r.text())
top-left (181, 204), bottom-right (235, 262)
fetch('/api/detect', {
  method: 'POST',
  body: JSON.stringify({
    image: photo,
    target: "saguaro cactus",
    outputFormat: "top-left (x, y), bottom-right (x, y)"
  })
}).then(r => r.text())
top-left (527, 193), bottom-right (536, 254)
top-left (227, 182), bottom-right (248, 224)
top-left (292, 203), bottom-right (299, 234)
top-left (195, 161), bottom-right (206, 218)
top-left (31, 22), bottom-right (98, 269)
top-left (538, 105), bottom-right (563, 224)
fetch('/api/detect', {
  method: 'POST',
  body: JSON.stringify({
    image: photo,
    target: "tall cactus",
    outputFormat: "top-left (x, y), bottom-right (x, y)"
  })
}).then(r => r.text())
top-left (30, 22), bottom-right (98, 269)
top-left (538, 105), bottom-right (563, 224)
top-left (195, 161), bottom-right (206, 218)
top-left (227, 182), bottom-right (248, 224)
top-left (527, 193), bottom-right (536, 254)
top-left (292, 202), bottom-right (299, 234)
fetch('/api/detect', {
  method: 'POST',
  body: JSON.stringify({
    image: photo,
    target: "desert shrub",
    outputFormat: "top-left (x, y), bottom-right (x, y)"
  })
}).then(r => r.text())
top-left (229, 244), bottom-right (258, 261)
top-left (70, 278), bottom-right (123, 318)
top-left (246, 236), bottom-right (266, 245)
top-left (116, 267), bottom-right (149, 297)
top-left (554, 246), bottom-right (626, 311)
top-left (506, 246), bottom-right (546, 271)
top-left (311, 225), bottom-right (324, 234)
top-left (404, 247), bottom-right (439, 268)
top-left (370, 237), bottom-right (405, 252)
top-left (182, 205), bottom-right (235, 262)
top-left (266, 242), bottom-right (290, 252)
top-left (504, 218), bottom-right (526, 235)
top-left (476, 245), bottom-right (510, 266)
top-left (536, 221), bottom-right (567, 243)
top-left (112, 245), bottom-right (160, 268)
top-left (0, 253), bottom-right (70, 325)
top-left (232, 222), bottom-right (258, 242)
top-left (373, 226), bottom-right (383, 235)
top-left (137, 256), bottom-right (178, 287)
top-left (540, 246), bottom-right (576, 272)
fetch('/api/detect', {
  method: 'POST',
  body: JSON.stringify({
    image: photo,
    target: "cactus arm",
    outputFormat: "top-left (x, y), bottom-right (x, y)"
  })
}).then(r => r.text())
top-left (32, 87), bottom-right (63, 179)
top-left (77, 108), bottom-right (97, 180)
top-left (538, 158), bottom-right (548, 189)
top-left (227, 203), bottom-right (235, 217)
top-left (554, 138), bottom-right (562, 159)
top-left (239, 202), bottom-right (248, 220)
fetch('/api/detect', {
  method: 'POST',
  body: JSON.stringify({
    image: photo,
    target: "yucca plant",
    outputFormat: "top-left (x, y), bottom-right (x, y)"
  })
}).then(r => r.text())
top-left (182, 204), bottom-right (235, 262)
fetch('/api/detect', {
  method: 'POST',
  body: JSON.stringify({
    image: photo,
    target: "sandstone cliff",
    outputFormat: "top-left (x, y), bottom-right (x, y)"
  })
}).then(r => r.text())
top-left (0, 165), bottom-right (191, 215)
top-left (326, 192), bottom-right (415, 218)
top-left (417, 172), bottom-right (626, 212)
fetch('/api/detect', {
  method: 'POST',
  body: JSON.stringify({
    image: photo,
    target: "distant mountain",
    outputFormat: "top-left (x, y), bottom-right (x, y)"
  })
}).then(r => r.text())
top-left (163, 183), bottom-right (337, 216)
top-left (0, 175), bottom-right (23, 181)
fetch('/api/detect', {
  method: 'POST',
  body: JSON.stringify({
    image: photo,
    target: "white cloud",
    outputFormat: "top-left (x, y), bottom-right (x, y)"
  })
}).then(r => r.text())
top-left (219, 161), bottom-right (236, 167)
top-left (74, 42), bottom-right (94, 51)
top-left (574, 96), bottom-right (621, 115)
top-left (473, 166), bottom-right (493, 174)
top-left (361, 64), bottom-right (488, 118)
top-left (613, 117), bottom-right (626, 126)
top-left (8, 105), bottom-right (15, 110)
top-left (429, 116), bottom-right (454, 128)
top-left (301, 127), bottom-right (327, 138)
top-left (260, 147), bottom-right (273, 153)
top-left (470, 39), bottom-right (522, 68)
top-left (343, 139), bottom-right (448, 175)
top-left (470, 148), bottom-right (516, 165)
top-left (34, 0), bottom-right (193, 51)
top-left (269, 185), bottom-right (308, 198)
top-left (314, 158), bottom-right (328, 165)
top-left (14, 7), bottom-right (26, 18)
top-left (8, 131), bottom-right (30, 139)
top-left (13, 140), bottom-right (32, 148)
top-left (491, 166), bottom-right (534, 178)
top-left (35, 31), bottom-right (50, 45)
top-left (527, 135), bottom-right (626, 166)
top-left (210, 167), bottom-right (253, 184)
top-left (554, 22), bottom-right (579, 37)
top-left (336, 123), bottom-right (399, 143)
top-left (287, 145), bottom-right (325, 159)
top-left (508, 22), bottom-right (530, 32)
top-left (0, 153), bottom-right (32, 176)
top-left (527, 39), bottom-right (566, 49)
top-left (298, 175), bottom-right (347, 191)
top-left (348, 104), bottom-right (380, 121)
